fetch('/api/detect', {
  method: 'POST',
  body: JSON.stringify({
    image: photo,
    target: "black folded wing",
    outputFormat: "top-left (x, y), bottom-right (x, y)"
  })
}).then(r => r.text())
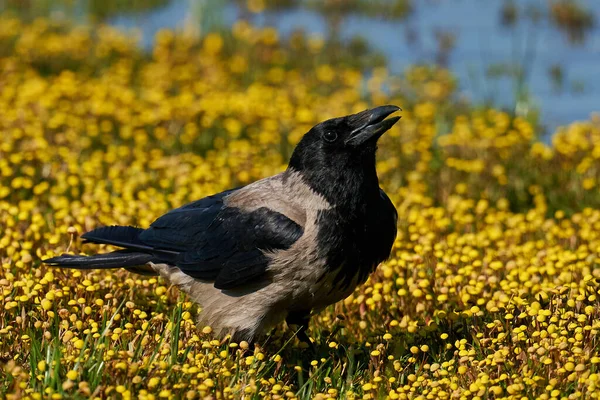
top-left (138, 190), bottom-right (304, 290)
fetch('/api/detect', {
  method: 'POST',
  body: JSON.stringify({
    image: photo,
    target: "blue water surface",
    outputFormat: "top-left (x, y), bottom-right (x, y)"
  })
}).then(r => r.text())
top-left (107, 0), bottom-right (600, 133)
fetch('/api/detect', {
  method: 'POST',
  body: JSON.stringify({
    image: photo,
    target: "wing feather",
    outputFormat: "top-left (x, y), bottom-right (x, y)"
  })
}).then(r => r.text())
top-left (138, 189), bottom-right (303, 289)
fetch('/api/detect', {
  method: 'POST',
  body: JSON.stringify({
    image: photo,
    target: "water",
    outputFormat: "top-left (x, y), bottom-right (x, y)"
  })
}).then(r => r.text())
top-left (57, 0), bottom-right (600, 133)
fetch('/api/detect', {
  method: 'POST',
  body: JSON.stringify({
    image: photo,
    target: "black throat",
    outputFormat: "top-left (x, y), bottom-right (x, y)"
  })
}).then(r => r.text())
top-left (287, 148), bottom-right (380, 211)
top-left (288, 146), bottom-right (395, 290)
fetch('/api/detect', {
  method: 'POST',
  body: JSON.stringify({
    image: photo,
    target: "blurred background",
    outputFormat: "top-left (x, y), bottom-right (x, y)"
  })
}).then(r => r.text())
top-left (1, 0), bottom-right (599, 135)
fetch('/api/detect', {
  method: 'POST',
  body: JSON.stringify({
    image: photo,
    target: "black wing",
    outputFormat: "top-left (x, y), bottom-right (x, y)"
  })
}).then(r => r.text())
top-left (138, 189), bottom-right (304, 290)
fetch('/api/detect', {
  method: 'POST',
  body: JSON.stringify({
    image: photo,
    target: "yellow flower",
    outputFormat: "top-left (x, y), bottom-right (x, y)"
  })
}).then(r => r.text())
top-left (66, 370), bottom-right (78, 380)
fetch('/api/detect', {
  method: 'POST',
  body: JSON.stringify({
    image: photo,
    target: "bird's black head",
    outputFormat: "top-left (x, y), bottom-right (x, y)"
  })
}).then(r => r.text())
top-left (288, 105), bottom-right (401, 205)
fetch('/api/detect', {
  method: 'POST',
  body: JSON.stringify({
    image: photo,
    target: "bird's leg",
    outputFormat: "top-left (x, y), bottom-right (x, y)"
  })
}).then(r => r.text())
top-left (286, 311), bottom-right (313, 349)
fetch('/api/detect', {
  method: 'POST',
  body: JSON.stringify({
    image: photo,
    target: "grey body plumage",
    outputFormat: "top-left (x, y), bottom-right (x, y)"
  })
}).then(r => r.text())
top-left (44, 106), bottom-right (401, 342)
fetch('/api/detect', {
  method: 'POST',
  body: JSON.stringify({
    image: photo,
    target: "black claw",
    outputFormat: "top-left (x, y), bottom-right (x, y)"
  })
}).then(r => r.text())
top-left (296, 330), bottom-right (316, 354)
top-left (286, 311), bottom-right (313, 349)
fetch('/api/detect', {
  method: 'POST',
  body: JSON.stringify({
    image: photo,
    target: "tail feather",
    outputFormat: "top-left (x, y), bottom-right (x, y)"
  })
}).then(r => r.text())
top-left (44, 249), bottom-right (155, 270)
top-left (81, 226), bottom-right (178, 256)
top-left (81, 226), bottom-right (149, 250)
top-left (44, 225), bottom-right (177, 275)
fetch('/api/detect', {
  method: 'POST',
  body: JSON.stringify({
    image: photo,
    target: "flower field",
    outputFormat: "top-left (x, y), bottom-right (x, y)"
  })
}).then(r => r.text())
top-left (1, 16), bottom-right (600, 400)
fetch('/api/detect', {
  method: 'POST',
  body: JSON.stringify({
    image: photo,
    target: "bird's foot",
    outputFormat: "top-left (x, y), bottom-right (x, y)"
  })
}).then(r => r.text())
top-left (286, 311), bottom-right (315, 352)
top-left (295, 329), bottom-right (316, 354)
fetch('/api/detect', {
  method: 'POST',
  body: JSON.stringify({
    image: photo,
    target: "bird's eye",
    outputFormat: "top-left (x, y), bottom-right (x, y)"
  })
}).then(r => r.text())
top-left (323, 131), bottom-right (338, 143)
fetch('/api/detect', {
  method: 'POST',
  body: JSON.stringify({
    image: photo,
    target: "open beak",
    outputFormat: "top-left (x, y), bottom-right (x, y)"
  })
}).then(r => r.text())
top-left (345, 105), bottom-right (401, 146)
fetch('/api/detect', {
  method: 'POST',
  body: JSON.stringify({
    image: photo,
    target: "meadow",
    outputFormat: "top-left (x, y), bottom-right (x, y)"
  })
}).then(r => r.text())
top-left (1, 14), bottom-right (600, 400)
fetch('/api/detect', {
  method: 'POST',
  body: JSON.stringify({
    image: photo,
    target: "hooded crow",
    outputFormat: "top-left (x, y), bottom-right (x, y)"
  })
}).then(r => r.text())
top-left (44, 105), bottom-right (401, 343)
